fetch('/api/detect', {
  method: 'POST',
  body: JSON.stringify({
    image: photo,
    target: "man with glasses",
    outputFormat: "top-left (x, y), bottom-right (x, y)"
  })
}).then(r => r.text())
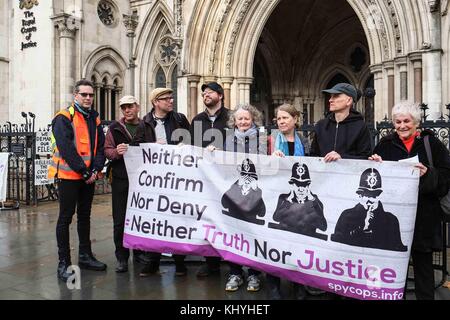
top-left (105, 95), bottom-right (153, 273)
top-left (131, 87), bottom-right (190, 277)
top-left (48, 79), bottom-right (107, 282)
top-left (190, 82), bottom-right (230, 277)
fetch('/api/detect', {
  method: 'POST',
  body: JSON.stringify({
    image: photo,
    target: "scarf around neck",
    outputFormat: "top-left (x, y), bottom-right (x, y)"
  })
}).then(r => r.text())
top-left (275, 131), bottom-right (305, 156)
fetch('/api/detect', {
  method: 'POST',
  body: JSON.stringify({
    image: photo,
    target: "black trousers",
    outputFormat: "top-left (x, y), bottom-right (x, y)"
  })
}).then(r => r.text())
top-left (228, 262), bottom-right (260, 276)
top-left (56, 179), bottom-right (95, 262)
top-left (411, 250), bottom-right (435, 300)
top-left (112, 177), bottom-right (186, 264)
top-left (112, 177), bottom-right (147, 261)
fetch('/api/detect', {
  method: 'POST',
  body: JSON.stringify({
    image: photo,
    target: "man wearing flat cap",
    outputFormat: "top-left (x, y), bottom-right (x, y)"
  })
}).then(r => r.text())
top-left (190, 81), bottom-right (230, 149)
top-left (268, 163), bottom-right (327, 240)
top-left (105, 95), bottom-right (151, 273)
top-left (131, 87), bottom-right (190, 277)
top-left (331, 168), bottom-right (407, 252)
top-left (310, 83), bottom-right (371, 162)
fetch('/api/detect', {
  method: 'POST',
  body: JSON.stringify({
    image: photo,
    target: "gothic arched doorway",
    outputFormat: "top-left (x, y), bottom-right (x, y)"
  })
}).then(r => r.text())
top-left (251, 0), bottom-right (370, 126)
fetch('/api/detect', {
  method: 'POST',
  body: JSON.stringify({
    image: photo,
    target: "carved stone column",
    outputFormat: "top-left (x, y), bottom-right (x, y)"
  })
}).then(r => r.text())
top-left (123, 11), bottom-right (139, 95)
top-left (187, 75), bottom-right (201, 120)
top-left (409, 52), bottom-right (423, 103)
top-left (395, 57), bottom-right (408, 101)
top-left (384, 61), bottom-right (395, 116)
top-left (105, 85), bottom-right (114, 120)
top-left (236, 77), bottom-right (253, 105)
top-left (115, 86), bottom-right (122, 120)
top-left (221, 77), bottom-right (234, 109)
top-left (52, 14), bottom-right (78, 108)
top-left (94, 82), bottom-right (102, 114)
top-left (370, 64), bottom-right (384, 121)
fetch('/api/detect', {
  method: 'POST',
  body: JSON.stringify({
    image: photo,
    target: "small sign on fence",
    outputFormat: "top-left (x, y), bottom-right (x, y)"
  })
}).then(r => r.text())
top-left (36, 131), bottom-right (52, 155)
top-left (11, 143), bottom-right (24, 156)
top-left (34, 159), bottom-right (54, 185)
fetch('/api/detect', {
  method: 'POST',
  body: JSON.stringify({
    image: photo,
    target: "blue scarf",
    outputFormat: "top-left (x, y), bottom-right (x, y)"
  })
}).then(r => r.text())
top-left (275, 132), bottom-right (305, 156)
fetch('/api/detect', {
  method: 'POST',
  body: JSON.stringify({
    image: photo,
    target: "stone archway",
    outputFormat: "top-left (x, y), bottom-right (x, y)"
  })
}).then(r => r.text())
top-left (183, 0), bottom-right (438, 121)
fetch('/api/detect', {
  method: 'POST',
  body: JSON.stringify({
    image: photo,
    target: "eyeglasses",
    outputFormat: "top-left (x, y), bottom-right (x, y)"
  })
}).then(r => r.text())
top-left (78, 93), bottom-right (95, 98)
top-left (157, 96), bottom-right (174, 101)
top-left (201, 90), bottom-right (215, 97)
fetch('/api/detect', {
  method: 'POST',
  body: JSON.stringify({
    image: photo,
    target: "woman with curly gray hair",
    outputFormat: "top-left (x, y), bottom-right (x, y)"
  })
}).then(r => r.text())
top-left (222, 103), bottom-right (266, 293)
top-left (223, 104), bottom-right (266, 155)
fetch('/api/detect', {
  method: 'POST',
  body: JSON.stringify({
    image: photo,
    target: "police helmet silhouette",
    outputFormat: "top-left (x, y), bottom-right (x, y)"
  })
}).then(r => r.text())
top-left (288, 163), bottom-right (311, 187)
top-left (356, 168), bottom-right (383, 197)
top-left (237, 159), bottom-right (258, 180)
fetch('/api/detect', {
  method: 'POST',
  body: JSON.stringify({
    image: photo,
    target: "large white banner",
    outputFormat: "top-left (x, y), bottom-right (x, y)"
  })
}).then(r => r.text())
top-left (0, 153), bottom-right (9, 202)
top-left (123, 143), bottom-right (420, 300)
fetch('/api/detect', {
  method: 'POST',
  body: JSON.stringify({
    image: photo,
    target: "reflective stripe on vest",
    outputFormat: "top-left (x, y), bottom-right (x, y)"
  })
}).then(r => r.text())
top-left (48, 105), bottom-right (100, 180)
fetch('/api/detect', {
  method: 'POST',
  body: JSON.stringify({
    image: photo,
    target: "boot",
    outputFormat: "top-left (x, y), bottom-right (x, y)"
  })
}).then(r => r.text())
top-left (266, 275), bottom-right (282, 300)
top-left (293, 283), bottom-right (307, 300)
top-left (115, 260), bottom-right (128, 273)
top-left (57, 260), bottom-right (73, 282)
top-left (78, 253), bottom-right (107, 271)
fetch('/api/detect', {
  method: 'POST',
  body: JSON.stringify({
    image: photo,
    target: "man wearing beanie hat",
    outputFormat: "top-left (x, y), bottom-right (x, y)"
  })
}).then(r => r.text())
top-left (190, 81), bottom-right (230, 277)
top-left (310, 83), bottom-right (371, 162)
top-left (131, 87), bottom-right (190, 277)
top-left (331, 168), bottom-right (407, 252)
top-left (190, 81), bottom-right (230, 149)
top-left (105, 95), bottom-right (152, 272)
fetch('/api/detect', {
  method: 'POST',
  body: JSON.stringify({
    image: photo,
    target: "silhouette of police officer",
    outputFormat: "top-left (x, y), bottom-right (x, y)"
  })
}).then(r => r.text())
top-left (331, 168), bottom-right (407, 252)
top-left (221, 159), bottom-right (266, 225)
top-left (268, 163), bottom-right (327, 240)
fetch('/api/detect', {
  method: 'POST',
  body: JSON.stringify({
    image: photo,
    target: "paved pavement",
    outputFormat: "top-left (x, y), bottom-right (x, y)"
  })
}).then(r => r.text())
top-left (0, 194), bottom-right (449, 300)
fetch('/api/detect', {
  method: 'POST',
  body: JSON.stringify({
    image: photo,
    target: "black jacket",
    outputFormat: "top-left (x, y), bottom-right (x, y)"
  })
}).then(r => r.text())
top-left (268, 192), bottom-right (327, 240)
top-left (373, 130), bottom-right (450, 252)
top-left (132, 110), bottom-right (190, 146)
top-left (106, 118), bottom-right (143, 179)
top-left (190, 107), bottom-right (230, 148)
top-left (310, 109), bottom-right (372, 159)
top-left (52, 106), bottom-right (105, 176)
top-left (331, 202), bottom-right (407, 252)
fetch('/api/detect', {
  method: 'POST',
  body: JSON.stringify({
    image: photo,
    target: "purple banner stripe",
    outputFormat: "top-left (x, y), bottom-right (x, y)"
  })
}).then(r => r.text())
top-left (123, 234), bottom-right (405, 300)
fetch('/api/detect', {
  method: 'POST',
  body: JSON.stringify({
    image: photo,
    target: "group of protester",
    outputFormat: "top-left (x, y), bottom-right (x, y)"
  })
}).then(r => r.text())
top-left (48, 78), bottom-right (450, 300)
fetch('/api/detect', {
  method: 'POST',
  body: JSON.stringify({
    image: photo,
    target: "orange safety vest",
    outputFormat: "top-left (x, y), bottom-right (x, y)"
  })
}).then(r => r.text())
top-left (48, 105), bottom-right (100, 180)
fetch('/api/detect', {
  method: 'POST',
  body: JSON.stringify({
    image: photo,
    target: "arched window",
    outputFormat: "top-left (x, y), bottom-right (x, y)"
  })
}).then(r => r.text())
top-left (155, 67), bottom-right (166, 88)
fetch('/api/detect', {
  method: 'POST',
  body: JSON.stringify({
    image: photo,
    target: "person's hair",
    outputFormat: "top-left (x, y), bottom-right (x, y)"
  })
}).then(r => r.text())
top-left (74, 79), bottom-right (94, 93)
top-left (391, 101), bottom-right (422, 125)
top-left (275, 104), bottom-right (300, 128)
top-left (227, 104), bottom-right (263, 128)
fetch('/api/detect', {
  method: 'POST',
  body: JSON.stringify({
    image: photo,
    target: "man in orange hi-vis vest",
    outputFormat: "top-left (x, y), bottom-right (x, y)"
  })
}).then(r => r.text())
top-left (49, 79), bottom-right (106, 282)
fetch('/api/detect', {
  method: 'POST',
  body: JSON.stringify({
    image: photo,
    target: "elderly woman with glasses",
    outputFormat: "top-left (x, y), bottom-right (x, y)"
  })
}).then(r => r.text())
top-left (370, 101), bottom-right (450, 300)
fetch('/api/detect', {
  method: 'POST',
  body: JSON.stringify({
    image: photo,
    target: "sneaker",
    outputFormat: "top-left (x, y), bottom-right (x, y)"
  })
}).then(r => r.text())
top-left (139, 262), bottom-right (159, 277)
top-left (225, 274), bottom-right (243, 292)
top-left (175, 264), bottom-right (187, 276)
top-left (246, 274), bottom-right (261, 292)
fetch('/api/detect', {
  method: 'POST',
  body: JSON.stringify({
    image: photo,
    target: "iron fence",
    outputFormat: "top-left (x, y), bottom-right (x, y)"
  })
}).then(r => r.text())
top-left (0, 116), bottom-right (111, 209)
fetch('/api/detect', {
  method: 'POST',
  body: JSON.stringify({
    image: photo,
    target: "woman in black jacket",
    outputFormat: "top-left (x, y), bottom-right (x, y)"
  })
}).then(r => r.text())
top-left (370, 102), bottom-right (450, 300)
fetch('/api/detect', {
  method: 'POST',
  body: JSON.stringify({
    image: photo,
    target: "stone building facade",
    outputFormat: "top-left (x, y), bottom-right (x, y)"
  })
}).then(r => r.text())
top-left (1, 0), bottom-right (449, 129)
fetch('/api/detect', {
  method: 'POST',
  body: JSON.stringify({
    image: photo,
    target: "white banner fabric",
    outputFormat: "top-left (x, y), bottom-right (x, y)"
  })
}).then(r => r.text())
top-left (123, 143), bottom-right (420, 300)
